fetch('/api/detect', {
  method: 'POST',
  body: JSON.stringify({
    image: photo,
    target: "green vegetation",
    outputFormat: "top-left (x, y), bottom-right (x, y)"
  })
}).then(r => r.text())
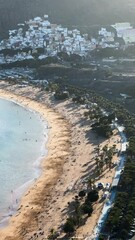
top-left (81, 203), bottom-right (93, 216)
top-left (63, 189), bottom-right (99, 235)
top-left (87, 190), bottom-right (99, 202)
top-left (47, 228), bottom-right (59, 240)
top-left (7, 65), bottom-right (135, 238)
top-left (127, 136), bottom-right (135, 156)
top-left (45, 82), bottom-right (135, 238)
top-left (63, 217), bottom-right (75, 234)
top-left (91, 119), bottom-right (113, 138)
top-left (78, 190), bottom-right (86, 198)
top-left (54, 90), bottom-right (69, 100)
top-left (104, 158), bottom-right (135, 239)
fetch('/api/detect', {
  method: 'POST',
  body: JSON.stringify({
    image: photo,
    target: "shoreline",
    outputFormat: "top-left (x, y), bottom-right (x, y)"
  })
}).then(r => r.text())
top-left (0, 97), bottom-right (48, 228)
top-left (0, 83), bottom-right (121, 239)
top-left (0, 87), bottom-right (71, 240)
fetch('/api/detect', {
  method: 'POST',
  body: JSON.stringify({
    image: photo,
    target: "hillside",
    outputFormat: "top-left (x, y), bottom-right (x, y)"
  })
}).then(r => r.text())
top-left (1, 0), bottom-right (135, 39)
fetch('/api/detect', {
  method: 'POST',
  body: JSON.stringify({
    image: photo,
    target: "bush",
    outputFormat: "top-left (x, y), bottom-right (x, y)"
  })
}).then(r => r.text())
top-left (54, 90), bottom-right (69, 100)
top-left (63, 218), bottom-right (75, 234)
top-left (82, 203), bottom-right (93, 216)
top-left (87, 190), bottom-right (99, 202)
top-left (99, 234), bottom-right (105, 240)
top-left (78, 190), bottom-right (86, 198)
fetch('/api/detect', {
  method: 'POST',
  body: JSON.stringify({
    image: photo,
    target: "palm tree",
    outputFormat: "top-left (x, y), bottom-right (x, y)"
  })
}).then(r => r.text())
top-left (112, 144), bottom-right (116, 154)
top-left (95, 157), bottom-right (100, 167)
top-left (102, 144), bottom-right (108, 156)
top-left (105, 156), bottom-right (109, 168)
top-left (87, 177), bottom-right (95, 190)
top-left (99, 160), bottom-right (104, 173)
top-left (95, 145), bottom-right (100, 155)
top-left (48, 228), bottom-right (57, 240)
top-left (95, 166), bottom-right (101, 177)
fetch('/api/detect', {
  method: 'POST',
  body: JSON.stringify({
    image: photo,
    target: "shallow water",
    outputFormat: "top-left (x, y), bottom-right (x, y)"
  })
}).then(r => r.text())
top-left (0, 99), bottom-right (47, 223)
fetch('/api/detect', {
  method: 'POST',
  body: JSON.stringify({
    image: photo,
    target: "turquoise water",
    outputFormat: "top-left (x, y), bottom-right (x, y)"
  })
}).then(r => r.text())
top-left (0, 99), bottom-right (47, 224)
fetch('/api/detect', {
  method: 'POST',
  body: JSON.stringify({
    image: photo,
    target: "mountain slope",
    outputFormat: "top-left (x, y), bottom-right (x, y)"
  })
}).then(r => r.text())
top-left (0, 0), bottom-right (135, 39)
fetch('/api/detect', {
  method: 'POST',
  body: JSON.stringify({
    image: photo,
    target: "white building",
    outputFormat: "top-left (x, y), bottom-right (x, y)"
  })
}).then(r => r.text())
top-left (120, 29), bottom-right (135, 44)
top-left (112, 22), bottom-right (132, 31)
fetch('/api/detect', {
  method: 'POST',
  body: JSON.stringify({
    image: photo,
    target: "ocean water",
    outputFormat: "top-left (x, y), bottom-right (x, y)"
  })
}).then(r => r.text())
top-left (0, 99), bottom-right (48, 224)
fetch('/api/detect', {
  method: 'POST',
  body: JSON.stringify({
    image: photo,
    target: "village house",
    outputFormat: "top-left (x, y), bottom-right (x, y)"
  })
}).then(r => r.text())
top-left (1, 16), bottom-right (135, 63)
top-left (112, 22), bottom-right (135, 44)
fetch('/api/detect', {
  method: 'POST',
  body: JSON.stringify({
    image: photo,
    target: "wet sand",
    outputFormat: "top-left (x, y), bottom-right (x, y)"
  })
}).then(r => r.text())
top-left (0, 82), bottom-right (121, 240)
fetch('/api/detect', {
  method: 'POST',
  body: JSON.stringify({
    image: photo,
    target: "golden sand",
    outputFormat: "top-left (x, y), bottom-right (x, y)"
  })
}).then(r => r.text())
top-left (0, 82), bottom-right (121, 240)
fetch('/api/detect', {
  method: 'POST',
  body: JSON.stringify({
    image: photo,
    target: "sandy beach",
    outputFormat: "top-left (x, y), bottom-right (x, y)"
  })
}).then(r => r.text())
top-left (0, 82), bottom-right (121, 240)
